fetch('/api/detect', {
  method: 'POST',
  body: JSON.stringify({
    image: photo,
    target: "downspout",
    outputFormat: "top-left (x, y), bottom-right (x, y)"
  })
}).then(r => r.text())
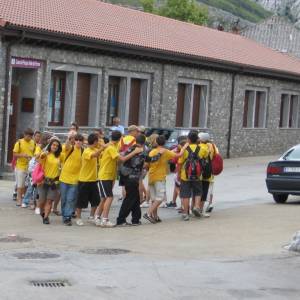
top-left (0, 31), bottom-right (25, 169)
top-left (226, 72), bottom-right (236, 159)
top-left (158, 63), bottom-right (165, 127)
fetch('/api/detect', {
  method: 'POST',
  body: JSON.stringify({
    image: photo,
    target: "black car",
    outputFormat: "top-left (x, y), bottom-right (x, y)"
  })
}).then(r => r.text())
top-left (144, 128), bottom-right (173, 140)
top-left (266, 144), bottom-right (300, 203)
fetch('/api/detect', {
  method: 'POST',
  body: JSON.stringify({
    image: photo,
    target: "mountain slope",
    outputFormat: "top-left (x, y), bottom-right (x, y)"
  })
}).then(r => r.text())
top-left (254, 0), bottom-right (300, 27)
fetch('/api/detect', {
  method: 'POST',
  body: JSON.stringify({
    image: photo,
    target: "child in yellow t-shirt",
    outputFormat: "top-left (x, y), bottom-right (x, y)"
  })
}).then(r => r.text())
top-left (143, 135), bottom-right (187, 224)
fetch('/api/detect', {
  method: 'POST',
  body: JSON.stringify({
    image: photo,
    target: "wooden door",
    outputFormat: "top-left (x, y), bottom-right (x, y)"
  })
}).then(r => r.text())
top-left (128, 78), bottom-right (141, 125)
top-left (192, 85), bottom-right (201, 127)
top-left (7, 85), bottom-right (19, 162)
top-left (75, 73), bottom-right (91, 126)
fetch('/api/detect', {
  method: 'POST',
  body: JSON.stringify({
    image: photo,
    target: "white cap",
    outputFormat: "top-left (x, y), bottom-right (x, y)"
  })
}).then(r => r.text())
top-left (198, 132), bottom-right (210, 142)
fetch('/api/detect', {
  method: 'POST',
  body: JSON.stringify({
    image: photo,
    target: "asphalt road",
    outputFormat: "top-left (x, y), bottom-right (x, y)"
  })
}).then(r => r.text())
top-left (0, 155), bottom-right (300, 300)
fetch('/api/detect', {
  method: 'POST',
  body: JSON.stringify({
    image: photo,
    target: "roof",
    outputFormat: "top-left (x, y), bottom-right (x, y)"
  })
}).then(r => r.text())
top-left (1, 0), bottom-right (300, 77)
top-left (241, 15), bottom-right (300, 59)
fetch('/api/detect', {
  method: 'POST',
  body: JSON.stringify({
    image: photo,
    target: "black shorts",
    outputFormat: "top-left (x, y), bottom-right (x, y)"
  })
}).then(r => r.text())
top-left (98, 180), bottom-right (114, 198)
top-left (180, 180), bottom-right (202, 199)
top-left (201, 181), bottom-right (210, 202)
top-left (77, 181), bottom-right (100, 209)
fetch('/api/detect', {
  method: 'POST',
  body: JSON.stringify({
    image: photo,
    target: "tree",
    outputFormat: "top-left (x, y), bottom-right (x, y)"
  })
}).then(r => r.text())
top-left (141, 0), bottom-right (208, 26)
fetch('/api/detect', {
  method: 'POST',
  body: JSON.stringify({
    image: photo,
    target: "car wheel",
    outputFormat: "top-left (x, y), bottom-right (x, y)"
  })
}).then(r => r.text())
top-left (272, 194), bottom-right (288, 203)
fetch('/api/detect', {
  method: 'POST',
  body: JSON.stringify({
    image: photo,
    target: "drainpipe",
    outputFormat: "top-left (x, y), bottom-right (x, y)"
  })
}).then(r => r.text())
top-left (1, 31), bottom-right (25, 169)
top-left (158, 63), bottom-right (165, 128)
top-left (226, 72), bottom-right (236, 159)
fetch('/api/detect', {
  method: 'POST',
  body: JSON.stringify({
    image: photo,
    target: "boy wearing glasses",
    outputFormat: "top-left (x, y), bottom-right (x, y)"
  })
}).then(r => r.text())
top-left (59, 133), bottom-right (84, 226)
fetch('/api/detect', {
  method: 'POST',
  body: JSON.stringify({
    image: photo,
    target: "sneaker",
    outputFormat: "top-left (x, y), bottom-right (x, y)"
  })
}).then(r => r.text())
top-left (192, 207), bottom-right (202, 217)
top-left (100, 219), bottom-right (116, 228)
top-left (87, 216), bottom-right (95, 223)
top-left (116, 222), bottom-right (131, 227)
top-left (95, 218), bottom-right (102, 227)
top-left (140, 202), bottom-right (150, 208)
top-left (35, 207), bottom-right (40, 215)
top-left (166, 202), bottom-right (176, 208)
top-left (159, 202), bottom-right (168, 208)
top-left (76, 219), bottom-right (84, 226)
top-left (63, 219), bottom-right (72, 226)
top-left (143, 213), bottom-right (156, 224)
top-left (131, 221), bottom-right (142, 226)
top-left (43, 217), bottom-right (50, 225)
top-left (203, 212), bottom-right (211, 218)
top-left (182, 214), bottom-right (190, 221)
top-left (21, 203), bottom-right (28, 208)
top-left (155, 216), bottom-right (162, 223)
top-left (12, 192), bottom-right (17, 201)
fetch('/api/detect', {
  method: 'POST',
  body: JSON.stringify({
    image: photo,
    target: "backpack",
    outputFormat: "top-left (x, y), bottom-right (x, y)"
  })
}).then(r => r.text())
top-left (200, 157), bottom-right (212, 179)
top-left (211, 144), bottom-right (223, 175)
top-left (184, 146), bottom-right (202, 181)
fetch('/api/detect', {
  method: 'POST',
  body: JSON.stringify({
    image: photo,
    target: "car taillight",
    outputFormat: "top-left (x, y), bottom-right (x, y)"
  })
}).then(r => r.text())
top-left (267, 166), bottom-right (282, 175)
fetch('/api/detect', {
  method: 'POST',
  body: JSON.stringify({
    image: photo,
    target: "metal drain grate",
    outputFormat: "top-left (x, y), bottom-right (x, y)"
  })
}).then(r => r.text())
top-left (81, 248), bottom-right (131, 255)
top-left (30, 280), bottom-right (71, 288)
top-left (13, 252), bottom-right (60, 259)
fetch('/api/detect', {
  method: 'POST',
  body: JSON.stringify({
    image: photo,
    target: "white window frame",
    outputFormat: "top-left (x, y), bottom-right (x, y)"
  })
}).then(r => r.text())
top-left (243, 88), bottom-right (268, 128)
top-left (279, 92), bottom-right (300, 128)
top-left (178, 78), bottom-right (210, 128)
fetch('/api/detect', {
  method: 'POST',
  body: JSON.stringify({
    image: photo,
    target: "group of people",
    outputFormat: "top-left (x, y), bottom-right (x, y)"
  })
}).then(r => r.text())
top-left (12, 117), bottom-right (220, 227)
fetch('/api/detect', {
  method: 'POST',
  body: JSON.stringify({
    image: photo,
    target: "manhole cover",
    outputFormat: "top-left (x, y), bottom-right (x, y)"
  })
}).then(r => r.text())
top-left (81, 248), bottom-right (130, 255)
top-left (0, 234), bottom-right (32, 243)
top-left (30, 280), bottom-right (71, 288)
top-left (13, 252), bottom-right (60, 259)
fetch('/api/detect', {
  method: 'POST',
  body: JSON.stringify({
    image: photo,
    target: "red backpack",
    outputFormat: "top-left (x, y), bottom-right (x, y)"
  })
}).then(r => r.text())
top-left (211, 144), bottom-right (223, 175)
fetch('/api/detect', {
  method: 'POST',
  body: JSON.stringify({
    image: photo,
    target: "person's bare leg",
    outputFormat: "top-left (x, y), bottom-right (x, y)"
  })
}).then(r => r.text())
top-left (182, 198), bottom-right (190, 215)
top-left (76, 208), bottom-right (82, 219)
top-left (17, 187), bottom-right (25, 205)
top-left (44, 200), bottom-right (53, 218)
top-left (102, 197), bottom-right (113, 219)
top-left (90, 206), bottom-right (96, 218)
top-left (95, 200), bottom-right (104, 218)
top-left (53, 192), bottom-right (60, 212)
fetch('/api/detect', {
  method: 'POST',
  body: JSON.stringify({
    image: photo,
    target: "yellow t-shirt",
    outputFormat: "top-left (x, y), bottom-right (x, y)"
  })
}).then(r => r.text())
top-left (34, 145), bottom-right (42, 157)
top-left (59, 147), bottom-right (82, 184)
top-left (13, 138), bottom-right (35, 171)
top-left (40, 153), bottom-right (62, 179)
top-left (148, 148), bottom-right (176, 184)
top-left (98, 143), bottom-right (119, 181)
top-left (78, 147), bottom-right (98, 182)
top-left (178, 143), bottom-right (209, 181)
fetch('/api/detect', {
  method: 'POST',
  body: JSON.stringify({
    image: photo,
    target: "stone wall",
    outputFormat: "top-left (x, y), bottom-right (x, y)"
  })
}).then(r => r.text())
top-left (1, 42), bottom-right (300, 161)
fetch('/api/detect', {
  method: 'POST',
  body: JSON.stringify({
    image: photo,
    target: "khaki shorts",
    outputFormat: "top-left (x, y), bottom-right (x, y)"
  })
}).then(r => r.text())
top-left (37, 184), bottom-right (59, 201)
top-left (149, 180), bottom-right (166, 202)
top-left (15, 169), bottom-right (27, 188)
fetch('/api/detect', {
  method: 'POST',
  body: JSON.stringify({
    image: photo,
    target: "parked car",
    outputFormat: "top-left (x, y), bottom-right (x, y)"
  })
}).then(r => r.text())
top-left (165, 129), bottom-right (191, 149)
top-left (266, 144), bottom-right (300, 203)
top-left (144, 128), bottom-right (174, 141)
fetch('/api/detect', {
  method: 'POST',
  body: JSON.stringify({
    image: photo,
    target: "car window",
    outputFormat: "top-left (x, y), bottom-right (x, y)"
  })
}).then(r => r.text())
top-left (283, 147), bottom-right (300, 160)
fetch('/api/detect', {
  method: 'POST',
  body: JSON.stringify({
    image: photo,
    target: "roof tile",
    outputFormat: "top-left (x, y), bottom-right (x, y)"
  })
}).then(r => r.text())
top-left (1, 0), bottom-right (300, 76)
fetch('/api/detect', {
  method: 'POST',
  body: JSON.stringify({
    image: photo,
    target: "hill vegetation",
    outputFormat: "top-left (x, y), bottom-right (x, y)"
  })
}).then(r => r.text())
top-left (105, 0), bottom-right (272, 24)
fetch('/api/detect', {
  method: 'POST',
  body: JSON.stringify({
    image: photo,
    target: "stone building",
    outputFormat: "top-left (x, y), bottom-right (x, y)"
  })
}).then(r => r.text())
top-left (1, 0), bottom-right (300, 172)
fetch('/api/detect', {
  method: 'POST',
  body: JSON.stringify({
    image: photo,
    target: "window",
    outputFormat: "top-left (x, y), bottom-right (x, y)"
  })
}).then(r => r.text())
top-left (279, 93), bottom-right (299, 128)
top-left (48, 71), bottom-right (66, 126)
top-left (243, 89), bottom-right (267, 128)
top-left (106, 74), bottom-right (150, 126)
top-left (176, 82), bottom-right (208, 128)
